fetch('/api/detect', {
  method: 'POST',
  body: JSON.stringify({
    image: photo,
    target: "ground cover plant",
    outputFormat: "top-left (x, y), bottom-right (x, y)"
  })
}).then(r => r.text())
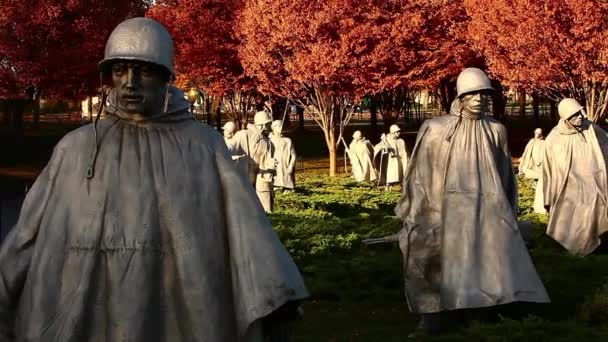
top-left (274, 171), bottom-right (608, 341)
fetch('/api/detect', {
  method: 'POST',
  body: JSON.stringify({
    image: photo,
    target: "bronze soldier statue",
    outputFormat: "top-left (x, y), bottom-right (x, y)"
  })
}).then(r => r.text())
top-left (0, 17), bottom-right (307, 342)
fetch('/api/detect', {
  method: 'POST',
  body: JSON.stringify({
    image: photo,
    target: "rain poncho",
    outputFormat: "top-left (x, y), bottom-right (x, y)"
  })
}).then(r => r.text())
top-left (270, 133), bottom-right (297, 189)
top-left (0, 87), bottom-right (307, 341)
top-left (519, 136), bottom-right (545, 179)
top-left (519, 135), bottom-right (547, 214)
top-left (232, 125), bottom-right (276, 212)
top-left (348, 139), bottom-right (377, 182)
top-left (373, 136), bottom-right (408, 185)
top-left (394, 100), bottom-right (549, 313)
top-left (223, 134), bottom-right (250, 182)
top-left (543, 119), bottom-right (608, 255)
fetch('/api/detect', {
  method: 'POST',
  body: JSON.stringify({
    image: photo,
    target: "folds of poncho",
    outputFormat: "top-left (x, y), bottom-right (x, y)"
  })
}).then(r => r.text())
top-left (348, 140), bottom-right (377, 182)
top-left (373, 137), bottom-right (408, 185)
top-left (518, 137), bottom-right (547, 214)
top-left (0, 87), bottom-right (308, 342)
top-left (542, 120), bottom-right (608, 256)
top-left (394, 100), bottom-right (549, 314)
top-left (232, 125), bottom-right (275, 192)
top-left (519, 138), bottom-right (545, 179)
top-left (270, 134), bottom-right (297, 189)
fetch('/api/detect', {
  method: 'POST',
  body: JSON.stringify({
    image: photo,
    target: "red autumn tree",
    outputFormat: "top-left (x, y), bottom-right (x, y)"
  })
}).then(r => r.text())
top-left (466, 0), bottom-right (608, 122)
top-left (238, 0), bottom-right (477, 176)
top-left (0, 0), bottom-right (149, 100)
top-left (147, 0), bottom-right (259, 129)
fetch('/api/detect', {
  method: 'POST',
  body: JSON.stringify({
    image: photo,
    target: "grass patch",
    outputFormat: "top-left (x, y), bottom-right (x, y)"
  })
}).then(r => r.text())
top-left (275, 172), bottom-right (608, 341)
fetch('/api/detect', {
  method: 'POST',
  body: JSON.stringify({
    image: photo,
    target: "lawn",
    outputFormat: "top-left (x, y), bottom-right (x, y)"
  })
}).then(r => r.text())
top-left (273, 172), bottom-right (608, 341)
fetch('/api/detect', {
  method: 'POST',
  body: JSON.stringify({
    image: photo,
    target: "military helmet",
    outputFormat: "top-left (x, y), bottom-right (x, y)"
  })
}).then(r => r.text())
top-left (558, 98), bottom-right (586, 120)
top-left (271, 120), bottom-right (283, 130)
top-left (98, 17), bottom-right (174, 76)
top-left (353, 130), bottom-right (363, 139)
top-left (223, 121), bottom-right (236, 132)
top-left (389, 124), bottom-right (401, 134)
top-left (456, 68), bottom-right (494, 98)
top-left (254, 111), bottom-right (272, 125)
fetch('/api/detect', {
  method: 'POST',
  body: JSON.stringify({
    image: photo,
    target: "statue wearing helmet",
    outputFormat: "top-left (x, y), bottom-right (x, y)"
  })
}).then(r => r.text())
top-left (394, 68), bottom-right (549, 337)
top-left (0, 17), bottom-right (307, 342)
top-left (231, 110), bottom-right (277, 213)
top-left (346, 130), bottom-right (377, 182)
top-left (270, 120), bottom-right (297, 191)
top-left (373, 124), bottom-right (409, 189)
top-left (518, 128), bottom-right (547, 214)
top-left (542, 98), bottom-right (608, 256)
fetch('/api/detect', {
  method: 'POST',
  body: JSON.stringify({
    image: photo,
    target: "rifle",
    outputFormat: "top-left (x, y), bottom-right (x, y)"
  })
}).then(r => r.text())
top-left (362, 234), bottom-right (400, 245)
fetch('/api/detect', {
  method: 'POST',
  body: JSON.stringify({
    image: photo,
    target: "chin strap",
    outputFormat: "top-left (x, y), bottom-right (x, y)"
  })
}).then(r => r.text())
top-left (163, 76), bottom-right (173, 114)
top-left (86, 75), bottom-right (108, 180)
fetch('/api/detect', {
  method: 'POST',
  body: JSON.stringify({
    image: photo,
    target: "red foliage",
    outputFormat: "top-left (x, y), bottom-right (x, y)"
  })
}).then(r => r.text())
top-left (0, 0), bottom-right (148, 99)
top-left (466, 0), bottom-right (608, 120)
top-left (146, 0), bottom-right (255, 96)
top-left (237, 0), bottom-right (478, 99)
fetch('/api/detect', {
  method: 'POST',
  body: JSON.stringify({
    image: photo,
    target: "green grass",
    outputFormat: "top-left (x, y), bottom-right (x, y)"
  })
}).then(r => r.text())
top-left (272, 171), bottom-right (608, 341)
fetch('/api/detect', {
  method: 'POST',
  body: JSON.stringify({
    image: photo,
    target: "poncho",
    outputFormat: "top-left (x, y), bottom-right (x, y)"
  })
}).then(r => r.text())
top-left (518, 136), bottom-right (547, 214)
top-left (232, 125), bottom-right (275, 192)
top-left (394, 100), bottom-right (549, 313)
top-left (347, 139), bottom-right (377, 182)
top-left (270, 133), bottom-right (297, 189)
top-left (519, 137), bottom-right (545, 179)
top-left (543, 119), bottom-right (608, 255)
top-left (0, 87), bottom-right (308, 341)
top-left (373, 137), bottom-right (408, 185)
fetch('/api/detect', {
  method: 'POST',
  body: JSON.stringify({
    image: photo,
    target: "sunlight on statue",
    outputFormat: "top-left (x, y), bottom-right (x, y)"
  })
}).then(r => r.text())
top-left (0, 17), bottom-right (306, 342)
top-left (346, 130), bottom-right (377, 182)
top-left (542, 98), bottom-right (608, 256)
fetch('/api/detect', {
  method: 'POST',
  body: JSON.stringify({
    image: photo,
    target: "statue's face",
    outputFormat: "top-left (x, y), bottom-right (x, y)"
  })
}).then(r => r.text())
top-left (272, 124), bottom-right (282, 135)
top-left (568, 112), bottom-right (584, 128)
top-left (459, 91), bottom-right (491, 115)
top-left (391, 131), bottom-right (401, 139)
top-left (224, 130), bottom-right (234, 139)
top-left (534, 129), bottom-right (542, 138)
top-left (111, 61), bottom-right (167, 116)
top-left (257, 121), bottom-right (272, 135)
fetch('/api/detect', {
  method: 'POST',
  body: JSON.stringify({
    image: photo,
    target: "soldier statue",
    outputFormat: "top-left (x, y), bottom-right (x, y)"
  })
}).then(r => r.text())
top-left (0, 18), bottom-right (307, 342)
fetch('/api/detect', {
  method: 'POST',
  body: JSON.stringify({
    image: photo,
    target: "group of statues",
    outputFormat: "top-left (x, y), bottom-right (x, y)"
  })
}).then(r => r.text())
top-left (221, 112), bottom-right (297, 213)
top-left (387, 67), bottom-right (608, 336)
top-left (0, 17), bottom-right (606, 342)
top-left (519, 98), bottom-right (608, 256)
top-left (345, 125), bottom-right (409, 189)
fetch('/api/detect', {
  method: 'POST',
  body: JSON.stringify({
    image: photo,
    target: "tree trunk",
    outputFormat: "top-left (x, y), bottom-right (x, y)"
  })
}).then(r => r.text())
top-left (549, 100), bottom-right (558, 122)
top-left (32, 98), bottom-right (40, 129)
top-left (438, 79), bottom-right (456, 113)
top-left (328, 127), bottom-right (337, 177)
top-left (369, 96), bottom-right (378, 138)
top-left (518, 89), bottom-right (526, 116)
top-left (215, 106), bottom-right (222, 131)
top-left (491, 80), bottom-right (506, 120)
top-left (8, 100), bottom-right (25, 138)
top-left (532, 92), bottom-right (540, 122)
top-left (206, 108), bottom-right (212, 125)
top-left (297, 105), bottom-right (305, 130)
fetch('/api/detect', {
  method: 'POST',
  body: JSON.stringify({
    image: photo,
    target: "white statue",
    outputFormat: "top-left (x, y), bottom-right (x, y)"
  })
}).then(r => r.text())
top-left (232, 111), bottom-right (276, 213)
top-left (373, 124), bottom-right (408, 189)
top-left (346, 131), bottom-right (377, 182)
top-left (395, 68), bottom-right (549, 336)
top-left (543, 98), bottom-right (608, 255)
top-left (270, 120), bottom-right (297, 191)
top-left (519, 128), bottom-right (547, 214)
